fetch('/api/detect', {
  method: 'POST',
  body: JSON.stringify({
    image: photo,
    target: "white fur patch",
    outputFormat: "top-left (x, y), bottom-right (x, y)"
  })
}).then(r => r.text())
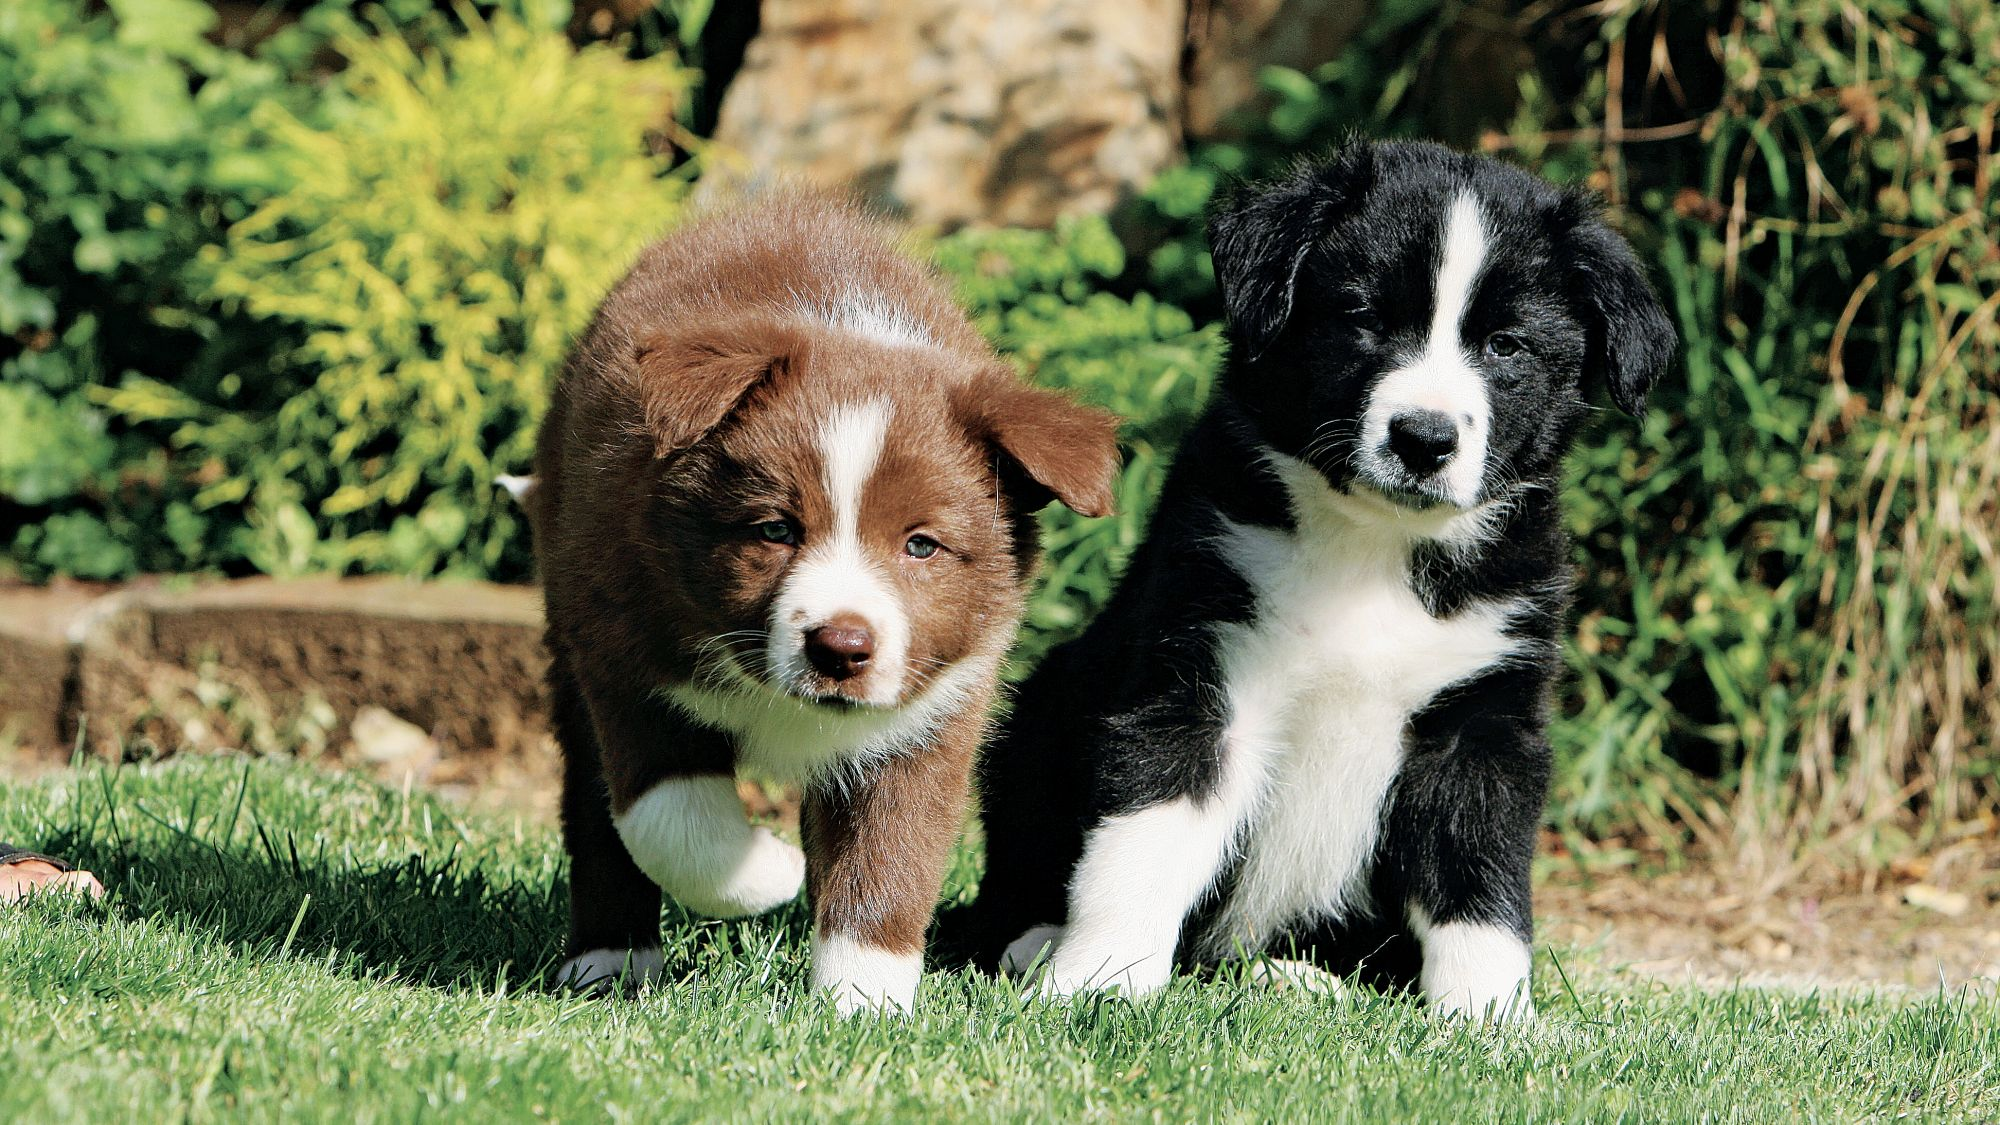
top-left (1039, 792), bottom-right (1248, 998)
top-left (1200, 454), bottom-right (1524, 957)
top-left (556, 946), bottom-right (666, 993)
top-left (494, 473), bottom-right (538, 503)
top-left (666, 651), bottom-right (999, 784)
top-left (1359, 190), bottom-right (1493, 508)
top-left (812, 933), bottom-right (922, 1015)
top-left (612, 776), bottom-right (804, 918)
top-left (765, 399), bottom-right (911, 708)
top-left (1409, 904), bottom-right (1534, 1022)
top-left (798, 292), bottom-right (936, 351)
top-left (1247, 958), bottom-right (1343, 995)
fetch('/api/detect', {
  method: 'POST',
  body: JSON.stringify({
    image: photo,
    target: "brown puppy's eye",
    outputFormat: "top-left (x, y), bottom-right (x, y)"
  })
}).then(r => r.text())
top-left (904, 535), bottom-right (941, 559)
top-left (755, 519), bottom-right (798, 546)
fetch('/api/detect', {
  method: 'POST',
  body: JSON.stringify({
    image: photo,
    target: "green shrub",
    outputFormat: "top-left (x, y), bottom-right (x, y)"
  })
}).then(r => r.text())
top-left (934, 218), bottom-right (1226, 669)
top-left (103, 16), bottom-right (695, 579)
top-left (1524, 0), bottom-right (2000, 871)
top-left (0, 0), bottom-right (292, 578)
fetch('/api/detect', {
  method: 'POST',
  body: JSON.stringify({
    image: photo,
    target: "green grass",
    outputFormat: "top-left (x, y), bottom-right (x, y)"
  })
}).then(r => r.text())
top-left (3, 757), bottom-right (1995, 1122)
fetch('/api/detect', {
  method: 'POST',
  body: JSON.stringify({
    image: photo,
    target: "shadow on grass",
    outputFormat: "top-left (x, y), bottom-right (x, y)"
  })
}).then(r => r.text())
top-left (20, 764), bottom-right (812, 995)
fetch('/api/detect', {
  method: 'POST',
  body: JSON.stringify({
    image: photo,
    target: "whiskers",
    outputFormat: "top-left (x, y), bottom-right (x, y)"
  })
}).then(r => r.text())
top-left (1298, 420), bottom-right (1361, 476)
top-left (683, 625), bottom-right (970, 743)
top-left (688, 629), bottom-right (772, 693)
top-left (902, 653), bottom-right (954, 697)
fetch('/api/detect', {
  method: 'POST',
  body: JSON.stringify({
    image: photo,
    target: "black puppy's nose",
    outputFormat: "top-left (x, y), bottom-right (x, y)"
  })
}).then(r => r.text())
top-left (1386, 410), bottom-right (1459, 475)
top-left (804, 618), bottom-right (874, 681)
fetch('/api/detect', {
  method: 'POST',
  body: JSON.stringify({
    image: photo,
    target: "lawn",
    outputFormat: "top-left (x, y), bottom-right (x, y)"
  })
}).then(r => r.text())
top-left (1, 757), bottom-right (1994, 1123)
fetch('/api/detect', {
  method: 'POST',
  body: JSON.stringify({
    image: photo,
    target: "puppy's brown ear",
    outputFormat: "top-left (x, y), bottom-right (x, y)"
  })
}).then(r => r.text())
top-left (955, 369), bottom-right (1122, 518)
top-left (634, 321), bottom-right (804, 458)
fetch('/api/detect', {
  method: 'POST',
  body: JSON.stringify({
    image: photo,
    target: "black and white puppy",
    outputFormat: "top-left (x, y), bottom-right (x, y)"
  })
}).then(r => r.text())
top-left (973, 140), bottom-right (1675, 1019)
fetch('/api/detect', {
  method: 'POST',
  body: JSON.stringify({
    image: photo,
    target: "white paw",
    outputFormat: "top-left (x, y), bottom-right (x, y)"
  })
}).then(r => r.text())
top-left (1038, 947), bottom-right (1172, 1000)
top-left (1247, 957), bottom-right (1343, 995)
top-left (1413, 913), bottom-right (1535, 1024)
top-left (812, 933), bottom-right (920, 1017)
top-left (999, 924), bottom-right (1063, 975)
top-left (1431, 984), bottom-right (1535, 1024)
top-left (615, 778), bottom-right (805, 919)
top-left (556, 947), bottom-right (666, 993)
top-left (672, 827), bottom-right (805, 919)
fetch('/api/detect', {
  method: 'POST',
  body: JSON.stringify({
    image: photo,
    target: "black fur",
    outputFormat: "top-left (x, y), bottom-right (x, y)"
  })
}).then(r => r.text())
top-left (973, 140), bottom-right (1675, 990)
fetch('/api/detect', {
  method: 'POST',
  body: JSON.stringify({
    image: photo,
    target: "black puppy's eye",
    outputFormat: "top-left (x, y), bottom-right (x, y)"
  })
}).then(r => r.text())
top-left (1339, 301), bottom-right (1382, 335)
top-left (904, 535), bottom-right (941, 559)
top-left (754, 520), bottom-right (797, 546)
top-left (1485, 332), bottom-right (1525, 358)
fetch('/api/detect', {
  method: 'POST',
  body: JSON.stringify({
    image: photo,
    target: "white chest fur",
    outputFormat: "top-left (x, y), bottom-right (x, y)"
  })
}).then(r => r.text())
top-left (663, 651), bottom-right (997, 785)
top-left (1201, 457), bottom-right (1523, 956)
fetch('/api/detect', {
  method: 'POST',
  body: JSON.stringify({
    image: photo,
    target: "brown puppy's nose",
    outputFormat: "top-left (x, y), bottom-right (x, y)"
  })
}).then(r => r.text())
top-left (804, 619), bottom-right (874, 681)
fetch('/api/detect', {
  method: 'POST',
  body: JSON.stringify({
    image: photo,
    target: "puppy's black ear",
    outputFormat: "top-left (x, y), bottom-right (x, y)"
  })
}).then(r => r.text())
top-left (1208, 144), bottom-right (1373, 362)
top-left (1566, 211), bottom-right (1676, 418)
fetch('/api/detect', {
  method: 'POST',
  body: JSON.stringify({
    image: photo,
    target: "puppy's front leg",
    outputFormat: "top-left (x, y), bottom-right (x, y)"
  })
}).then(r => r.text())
top-left (580, 677), bottom-right (805, 922)
top-left (801, 715), bottom-right (981, 1016)
top-left (1384, 709), bottom-right (1549, 1023)
top-left (616, 774), bottom-right (807, 919)
top-left (1039, 793), bottom-right (1243, 999)
top-left (551, 654), bottom-right (666, 991)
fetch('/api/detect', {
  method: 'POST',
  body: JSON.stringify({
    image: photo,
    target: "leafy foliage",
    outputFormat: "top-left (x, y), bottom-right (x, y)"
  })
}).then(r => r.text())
top-left (100, 17), bottom-right (693, 579)
top-left (0, 0), bottom-right (292, 578)
top-left (1525, 0), bottom-right (2000, 871)
top-left (934, 219), bottom-right (1225, 668)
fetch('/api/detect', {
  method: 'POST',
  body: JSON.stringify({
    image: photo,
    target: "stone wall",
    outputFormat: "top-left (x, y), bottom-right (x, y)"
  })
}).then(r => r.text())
top-left (0, 578), bottom-right (548, 766)
top-left (703, 0), bottom-right (1373, 229)
top-left (702, 0), bottom-right (1188, 228)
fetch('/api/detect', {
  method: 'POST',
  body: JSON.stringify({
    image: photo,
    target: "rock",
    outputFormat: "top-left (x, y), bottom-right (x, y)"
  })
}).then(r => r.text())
top-left (1182, 0), bottom-right (1372, 140)
top-left (350, 705), bottom-right (440, 780)
top-left (0, 577), bottom-right (550, 765)
top-left (702, 0), bottom-right (1185, 229)
top-left (138, 577), bottom-right (546, 760)
top-left (1905, 884), bottom-right (1973, 918)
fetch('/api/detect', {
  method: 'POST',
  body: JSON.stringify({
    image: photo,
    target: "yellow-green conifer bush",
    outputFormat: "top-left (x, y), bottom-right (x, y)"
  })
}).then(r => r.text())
top-left (109, 17), bottom-right (694, 578)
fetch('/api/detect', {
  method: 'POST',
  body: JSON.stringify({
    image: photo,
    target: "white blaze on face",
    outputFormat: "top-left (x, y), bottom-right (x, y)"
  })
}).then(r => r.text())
top-left (1361, 190), bottom-right (1494, 508)
top-left (766, 398), bottom-right (910, 706)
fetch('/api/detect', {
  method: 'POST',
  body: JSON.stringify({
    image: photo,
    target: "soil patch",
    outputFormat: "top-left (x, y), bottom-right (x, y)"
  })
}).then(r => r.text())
top-left (1539, 865), bottom-right (2000, 993)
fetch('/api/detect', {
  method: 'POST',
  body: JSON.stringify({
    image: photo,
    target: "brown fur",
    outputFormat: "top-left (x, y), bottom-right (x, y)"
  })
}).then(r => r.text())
top-left (532, 192), bottom-right (1121, 992)
top-left (803, 701), bottom-right (991, 954)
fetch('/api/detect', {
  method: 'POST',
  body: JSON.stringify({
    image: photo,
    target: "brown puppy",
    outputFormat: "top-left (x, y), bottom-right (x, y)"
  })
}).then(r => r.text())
top-left (530, 194), bottom-right (1120, 1013)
